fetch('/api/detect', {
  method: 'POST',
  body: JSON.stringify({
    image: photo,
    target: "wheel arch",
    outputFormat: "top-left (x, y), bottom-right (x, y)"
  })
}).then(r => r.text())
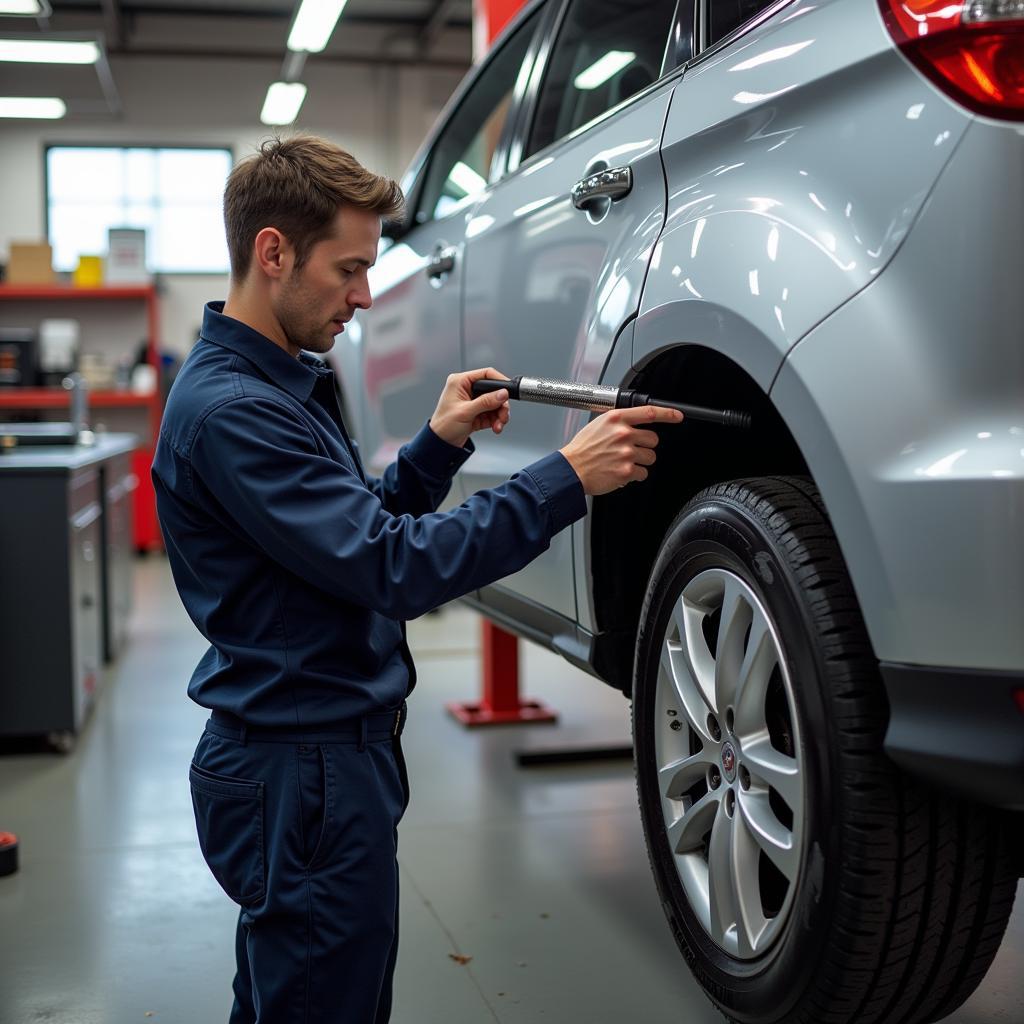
top-left (587, 342), bottom-right (809, 691)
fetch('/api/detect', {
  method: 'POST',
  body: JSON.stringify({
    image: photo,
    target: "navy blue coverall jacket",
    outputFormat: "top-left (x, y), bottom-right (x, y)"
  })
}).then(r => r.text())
top-left (153, 301), bottom-right (587, 728)
top-left (151, 302), bottom-right (587, 1024)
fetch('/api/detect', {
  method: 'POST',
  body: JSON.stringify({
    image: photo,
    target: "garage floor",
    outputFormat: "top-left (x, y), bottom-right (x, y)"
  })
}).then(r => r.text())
top-left (0, 558), bottom-right (1020, 1024)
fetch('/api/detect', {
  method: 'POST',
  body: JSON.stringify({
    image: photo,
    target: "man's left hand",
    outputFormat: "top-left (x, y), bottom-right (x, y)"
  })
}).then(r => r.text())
top-left (429, 368), bottom-right (511, 449)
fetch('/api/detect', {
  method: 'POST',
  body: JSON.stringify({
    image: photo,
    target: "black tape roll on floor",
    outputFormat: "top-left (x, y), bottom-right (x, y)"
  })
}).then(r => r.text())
top-left (0, 832), bottom-right (19, 876)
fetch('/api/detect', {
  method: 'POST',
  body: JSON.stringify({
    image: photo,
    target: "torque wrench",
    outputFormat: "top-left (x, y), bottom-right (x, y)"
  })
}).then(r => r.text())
top-left (471, 375), bottom-right (752, 429)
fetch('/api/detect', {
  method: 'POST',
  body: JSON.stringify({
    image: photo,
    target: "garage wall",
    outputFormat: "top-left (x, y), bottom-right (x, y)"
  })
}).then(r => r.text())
top-left (0, 50), bottom-right (466, 356)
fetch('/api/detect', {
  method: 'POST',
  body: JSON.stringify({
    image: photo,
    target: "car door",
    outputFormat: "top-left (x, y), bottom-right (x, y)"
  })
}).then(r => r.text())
top-left (460, 0), bottom-right (685, 619)
top-left (341, 7), bottom-right (546, 496)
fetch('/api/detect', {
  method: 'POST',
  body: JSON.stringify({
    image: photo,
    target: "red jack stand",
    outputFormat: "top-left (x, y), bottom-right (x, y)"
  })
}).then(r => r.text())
top-left (446, 619), bottom-right (559, 727)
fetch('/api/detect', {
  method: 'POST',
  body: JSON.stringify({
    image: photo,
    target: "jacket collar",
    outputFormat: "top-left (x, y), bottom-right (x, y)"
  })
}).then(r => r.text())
top-left (199, 301), bottom-right (327, 404)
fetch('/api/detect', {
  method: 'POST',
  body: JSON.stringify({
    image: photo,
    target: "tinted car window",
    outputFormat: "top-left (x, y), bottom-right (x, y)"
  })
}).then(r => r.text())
top-left (417, 9), bottom-right (541, 223)
top-left (708, 0), bottom-right (778, 47)
top-left (526, 0), bottom-right (678, 158)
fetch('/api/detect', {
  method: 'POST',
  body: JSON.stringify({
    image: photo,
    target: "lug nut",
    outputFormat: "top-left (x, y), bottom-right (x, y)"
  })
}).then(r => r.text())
top-left (739, 765), bottom-right (751, 790)
top-left (707, 715), bottom-right (722, 741)
top-left (709, 770), bottom-right (722, 789)
top-left (725, 790), bottom-right (735, 817)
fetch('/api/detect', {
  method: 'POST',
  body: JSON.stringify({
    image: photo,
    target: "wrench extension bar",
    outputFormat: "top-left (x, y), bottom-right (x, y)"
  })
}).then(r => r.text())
top-left (471, 375), bottom-right (752, 430)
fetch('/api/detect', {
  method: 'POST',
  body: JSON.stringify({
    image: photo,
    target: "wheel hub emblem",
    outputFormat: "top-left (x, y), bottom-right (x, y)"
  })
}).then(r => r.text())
top-left (721, 742), bottom-right (737, 782)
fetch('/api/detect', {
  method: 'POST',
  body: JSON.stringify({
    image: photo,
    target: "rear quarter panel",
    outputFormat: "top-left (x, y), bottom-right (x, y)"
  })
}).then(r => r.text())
top-left (633, 0), bottom-right (972, 386)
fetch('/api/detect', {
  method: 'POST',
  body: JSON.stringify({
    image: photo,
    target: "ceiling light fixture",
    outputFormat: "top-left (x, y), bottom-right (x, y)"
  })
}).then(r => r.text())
top-left (0, 38), bottom-right (100, 63)
top-left (0, 96), bottom-right (65, 118)
top-left (287, 0), bottom-right (348, 53)
top-left (0, 1), bottom-right (52, 14)
top-left (260, 81), bottom-right (307, 125)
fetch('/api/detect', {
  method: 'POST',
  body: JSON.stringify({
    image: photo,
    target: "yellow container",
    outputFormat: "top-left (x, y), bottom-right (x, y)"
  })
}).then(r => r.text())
top-left (73, 255), bottom-right (104, 288)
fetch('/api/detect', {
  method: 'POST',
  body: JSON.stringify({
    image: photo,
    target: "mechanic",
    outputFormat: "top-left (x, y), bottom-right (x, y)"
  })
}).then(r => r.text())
top-left (152, 134), bottom-right (682, 1024)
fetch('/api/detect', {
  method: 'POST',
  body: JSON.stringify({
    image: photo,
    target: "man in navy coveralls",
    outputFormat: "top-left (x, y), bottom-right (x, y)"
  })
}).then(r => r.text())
top-left (152, 134), bottom-right (681, 1024)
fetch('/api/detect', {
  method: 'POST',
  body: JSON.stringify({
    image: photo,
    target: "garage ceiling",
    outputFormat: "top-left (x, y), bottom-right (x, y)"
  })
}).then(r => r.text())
top-left (0, 0), bottom-right (474, 119)
top-left (1, 1), bottom-right (474, 63)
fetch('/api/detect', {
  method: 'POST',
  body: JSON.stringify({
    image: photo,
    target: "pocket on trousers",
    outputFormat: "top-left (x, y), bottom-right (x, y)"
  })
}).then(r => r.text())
top-left (189, 762), bottom-right (266, 905)
top-left (297, 744), bottom-right (327, 870)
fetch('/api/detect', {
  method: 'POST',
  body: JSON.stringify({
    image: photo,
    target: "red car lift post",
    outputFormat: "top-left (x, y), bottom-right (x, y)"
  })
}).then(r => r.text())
top-left (446, 619), bottom-right (559, 727)
top-left (0, 832), bottom-right (18, 876)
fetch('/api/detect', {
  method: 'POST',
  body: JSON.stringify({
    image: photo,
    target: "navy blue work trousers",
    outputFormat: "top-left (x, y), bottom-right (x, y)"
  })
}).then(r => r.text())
top-left (188, 708), bottom-right (409, 1024)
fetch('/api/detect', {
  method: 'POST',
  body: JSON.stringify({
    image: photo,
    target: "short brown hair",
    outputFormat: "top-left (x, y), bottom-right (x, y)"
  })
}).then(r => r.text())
top-left (224, 134), bottom-right (405, 280)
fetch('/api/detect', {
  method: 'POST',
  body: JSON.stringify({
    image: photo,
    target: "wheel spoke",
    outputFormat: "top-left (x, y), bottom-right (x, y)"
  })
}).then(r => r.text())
top-left (714, 575), bottom-right (752, 715)
top-left (660, 635), bottom-right (715, 741)
top-left (743, 735), bottom-right (801, 810)
top-left (666, 788), bottom-right (721, 855)
top-left (680, 596), bottom-right (717, 711)
top-left (707, 804), bottom-right (758, 956)
top-left (733, 615), bottom-right (778, 737)
top-left (659, 747), bottom-right (718, 801)
top-left (730, 801), bottom-right (767, 955)
top-left (737, 788), bottom-right (799, 882)
top-left (707, 804), bottom-right (738, 948)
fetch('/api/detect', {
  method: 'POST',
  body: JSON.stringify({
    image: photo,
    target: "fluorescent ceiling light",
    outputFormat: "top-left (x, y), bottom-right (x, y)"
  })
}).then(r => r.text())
top-left (0, 1), bottom-right (51, 14)
top-left (0, 39), bottom-right (99, 63)
top-left (0, 96), bottom-right (65, 118)
top-left (260, 81), bottom-right (307, 125)
top-left (287, 0), bottom-right (348, 53)
top-left (574, 50), bottom-right (635, 90)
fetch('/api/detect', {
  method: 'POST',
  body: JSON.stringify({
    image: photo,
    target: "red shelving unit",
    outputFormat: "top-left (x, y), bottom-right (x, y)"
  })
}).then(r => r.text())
top-left (0, 285), bottom-right (156, 300)
top-left (0, 284), bottom-right (164, 550)
top-left (0, 389), bottom-right (154, 409)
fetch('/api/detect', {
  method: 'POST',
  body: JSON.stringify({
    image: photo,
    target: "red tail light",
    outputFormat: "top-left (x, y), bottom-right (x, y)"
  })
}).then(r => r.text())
top-left (880, 1), bottom-right (1024, 120)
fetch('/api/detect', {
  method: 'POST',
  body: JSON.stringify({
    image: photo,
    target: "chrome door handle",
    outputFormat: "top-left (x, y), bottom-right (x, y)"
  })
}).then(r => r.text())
top-left (571, 166), bottom-right (633, 210)
top-left (426, 245), bottom-right (457, 279)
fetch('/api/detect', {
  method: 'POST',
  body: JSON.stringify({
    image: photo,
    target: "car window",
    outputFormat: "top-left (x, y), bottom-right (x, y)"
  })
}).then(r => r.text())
top-left (707, 0), bottom-right (778, 48)
top-left (417, 8), bottom-right (541, 224)
top-left (525, 0), bottom-right (679, 159)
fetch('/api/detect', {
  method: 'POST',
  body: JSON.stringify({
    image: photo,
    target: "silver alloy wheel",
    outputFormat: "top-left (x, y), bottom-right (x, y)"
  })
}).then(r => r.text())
top-left (654, 568), bottom-right (805, 960)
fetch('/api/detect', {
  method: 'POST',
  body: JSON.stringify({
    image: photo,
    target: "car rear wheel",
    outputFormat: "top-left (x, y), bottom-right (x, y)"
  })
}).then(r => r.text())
top-left (632, 477), bottom-right (1017, 1024)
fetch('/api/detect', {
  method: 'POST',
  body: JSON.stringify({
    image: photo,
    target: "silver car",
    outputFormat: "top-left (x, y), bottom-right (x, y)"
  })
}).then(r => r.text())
top-left (335, 1), bottom-right (1024, 1021)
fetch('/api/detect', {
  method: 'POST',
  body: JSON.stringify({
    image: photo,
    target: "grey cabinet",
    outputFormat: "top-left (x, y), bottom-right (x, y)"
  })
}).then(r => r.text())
top-left (68, 471), bottom-right (103, 728)
top-left (100, 453), bottom-right (137, 662)
top-left (0, 435), bottom-right (135, 739)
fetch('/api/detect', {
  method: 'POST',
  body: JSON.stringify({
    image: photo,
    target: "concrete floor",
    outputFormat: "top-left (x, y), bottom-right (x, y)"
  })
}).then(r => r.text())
top-left (0, 557), bottom-right (1020, 1024)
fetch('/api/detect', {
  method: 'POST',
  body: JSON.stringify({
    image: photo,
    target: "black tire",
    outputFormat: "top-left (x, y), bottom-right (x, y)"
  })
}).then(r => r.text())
top-left (632, 477), bottom-right (1017, 1024)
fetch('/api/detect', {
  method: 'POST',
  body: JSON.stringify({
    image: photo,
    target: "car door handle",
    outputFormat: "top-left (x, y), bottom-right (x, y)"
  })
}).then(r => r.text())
top-left (571, 166), bottom-right (633, 210)
top-left (426, 245), bottom-right (457, 279)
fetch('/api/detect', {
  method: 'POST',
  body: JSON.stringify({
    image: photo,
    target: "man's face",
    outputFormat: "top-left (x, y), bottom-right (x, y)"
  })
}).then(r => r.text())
top-left (274, 205), bottom-right (380, 357)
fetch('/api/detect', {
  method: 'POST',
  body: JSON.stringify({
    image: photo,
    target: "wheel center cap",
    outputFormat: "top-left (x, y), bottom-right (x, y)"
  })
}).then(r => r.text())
top-left (721, 742), bottom-right (738, 782)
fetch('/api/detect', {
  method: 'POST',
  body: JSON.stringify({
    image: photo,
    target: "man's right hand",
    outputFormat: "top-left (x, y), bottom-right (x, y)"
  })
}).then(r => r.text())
top-left (559, 406), bottom-right (684, 496)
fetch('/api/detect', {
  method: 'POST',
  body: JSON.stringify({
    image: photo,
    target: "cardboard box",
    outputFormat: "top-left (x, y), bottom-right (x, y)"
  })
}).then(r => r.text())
top-left (7, 242), bottom-right (55, 285)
